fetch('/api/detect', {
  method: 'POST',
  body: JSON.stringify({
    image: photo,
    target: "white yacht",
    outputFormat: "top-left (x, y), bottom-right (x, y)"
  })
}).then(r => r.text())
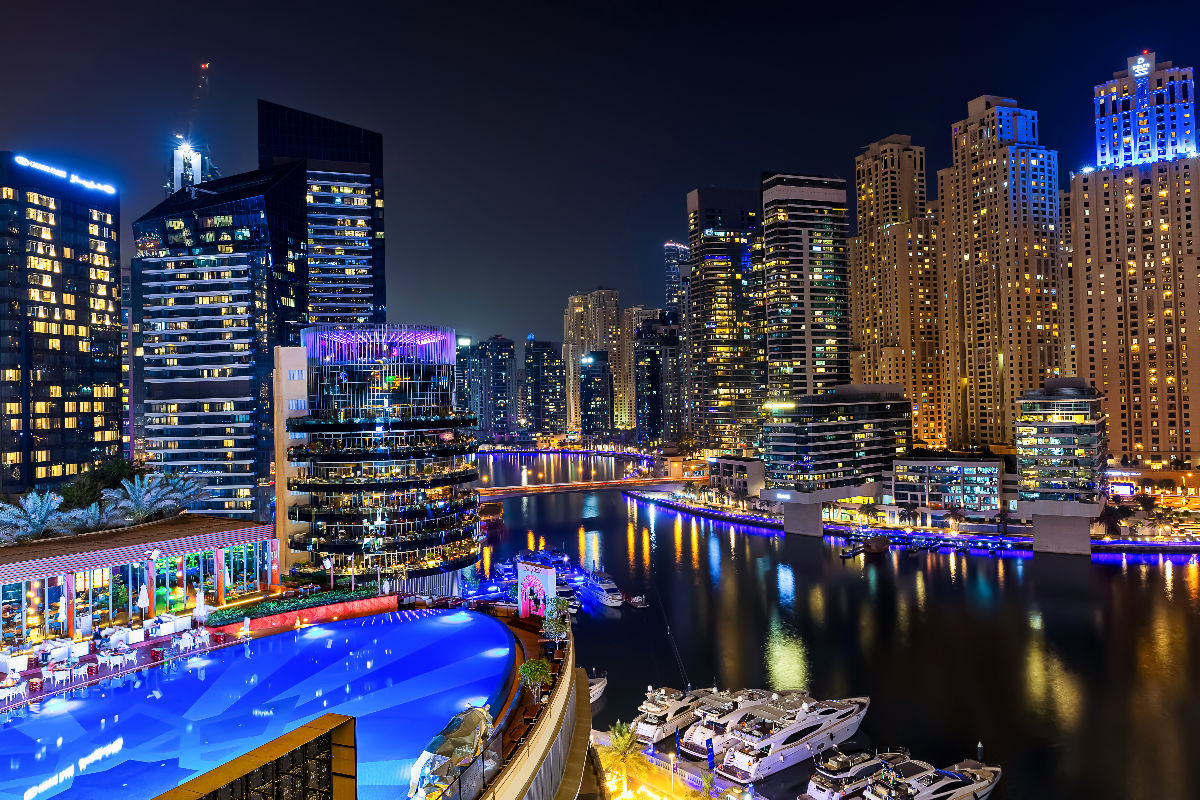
top-left (862, 758), bottom-right (1001, 800)
top-left (632, 686), bottom-right (715, 743)
top-left (580, 571), bottom-right (624, 607)
top-left (802, 748), bottom-right (912, 800)
top-left (555, 582), bottom-right (581, 614)
top-left (716, 694), bottom-right (870, 783)
top-left (678, 688), bottom-right (777, 760)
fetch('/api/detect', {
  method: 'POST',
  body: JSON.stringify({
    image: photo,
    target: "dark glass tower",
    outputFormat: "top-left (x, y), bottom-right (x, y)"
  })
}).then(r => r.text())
top-left (258, 100), bottom-right (386, 325)
top-left (522, 335), bottom-right (566, 434)
top-left (579, 350), bottom-right (613, 438)
top-left (131, 162), bottom-right (309, 519)
top-left (0, 152), bottom-right (122, 493)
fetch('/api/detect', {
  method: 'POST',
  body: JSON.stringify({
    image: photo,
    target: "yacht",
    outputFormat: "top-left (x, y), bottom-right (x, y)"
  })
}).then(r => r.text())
top-left (678, 688), bottom-right (777, 760)
top-left (716, 694), bottom-right (870, 783)
top-left (801, 748), bottom-right (911, 800)
top-left (632, 686), bottom-right (715, 743)
top-left (861, 758), bottom-right (1001, 800)
top-left (588, 672), bottom-right (608, 703)
top-left (555, 582), bottom-right (581, 614)
top-left (580, 571), bottom-right (624, 607)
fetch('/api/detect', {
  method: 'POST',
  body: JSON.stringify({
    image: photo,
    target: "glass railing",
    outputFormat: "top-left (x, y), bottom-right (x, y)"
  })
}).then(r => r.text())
top-left (288, 467), bottom-right (479, 492)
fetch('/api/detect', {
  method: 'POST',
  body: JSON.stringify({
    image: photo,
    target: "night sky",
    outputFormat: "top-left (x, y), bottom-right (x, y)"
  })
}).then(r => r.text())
top-left (0, 2), bottom-right (1189, 343)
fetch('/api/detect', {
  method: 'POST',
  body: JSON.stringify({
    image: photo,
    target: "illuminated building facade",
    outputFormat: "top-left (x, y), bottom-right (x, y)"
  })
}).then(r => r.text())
top-left (579, 350), bottom-right (613, 438)
top-left (562, 288), bottom-right (620, 431)
top-left (685, 188), bottom-right (761, 451)
top-left (616, 305), bottom-right (659, 430)
top-left (522, 336), bottom-right (566, 434)
top-left (663, 240), bottom-right (689, 317)
top-left (1073, 53), bottom-right (1199, 468)
top-left (1094, 52), bottom-right (1196, 169)
top-left (0, 152), bottom-right (122, 493)
top-left (132, 161), bottom-right (308, 518)
top-left (277, 326), bottom-right (479, 594)
top-left (258, 100), bottom-right (385, 326)
top-left (762, 173), bottom-right (849, 399)
top-left (938, 96), bottom-right (1062, 448)
top-left (849, 136), bottom-right (945, 448)
top-left (1016, 378), bottom-right (1107, 503)
top-left (763, 384), bottom-right (911, 491)
top-left (633, 316), bottom-right (681, 444)
top-left (464, 335), bottom-right (516, 439)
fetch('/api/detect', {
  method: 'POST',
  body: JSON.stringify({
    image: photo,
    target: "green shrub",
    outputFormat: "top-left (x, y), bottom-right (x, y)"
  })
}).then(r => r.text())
top-left (206, 584), bottom-right (382, 627)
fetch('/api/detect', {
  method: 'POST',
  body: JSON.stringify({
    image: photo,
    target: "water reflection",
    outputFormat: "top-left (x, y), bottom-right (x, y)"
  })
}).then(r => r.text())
top-left (482, 480), bottom-right (1199, 800)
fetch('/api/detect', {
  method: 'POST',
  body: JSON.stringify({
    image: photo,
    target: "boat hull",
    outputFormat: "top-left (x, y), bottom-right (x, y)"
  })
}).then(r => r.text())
top-left (716, 701), bottom-right (869, 783)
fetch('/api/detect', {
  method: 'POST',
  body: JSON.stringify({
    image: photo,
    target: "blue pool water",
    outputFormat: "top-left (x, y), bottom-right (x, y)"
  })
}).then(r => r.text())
top-left (0, 610), bottom-right (516, 800)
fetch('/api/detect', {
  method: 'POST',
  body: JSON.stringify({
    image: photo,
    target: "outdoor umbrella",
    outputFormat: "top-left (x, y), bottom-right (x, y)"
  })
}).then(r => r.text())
top-left (136, 584), bottom-right (149, 612)
top-left (194, 590), bottom-right (209, 625)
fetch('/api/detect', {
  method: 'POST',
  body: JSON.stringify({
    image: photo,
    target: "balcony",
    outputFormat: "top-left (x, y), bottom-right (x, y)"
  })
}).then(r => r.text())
top-left (288, 496), bottom-right (478, 523)
top-left (287, 439), bottom-right (477, 463)
top-left (286, 412), bottom-right (476, 434)
top-left (287, 467), bottom-right (480, 494)
top-left (289, 520), bottom-right (478, 554)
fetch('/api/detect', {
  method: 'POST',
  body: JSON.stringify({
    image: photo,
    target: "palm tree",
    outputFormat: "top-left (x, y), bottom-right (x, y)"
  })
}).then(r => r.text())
top-left (857, 502), bottom-right (881, 526)
top-left (103, 475), bottom-right (178, 523)
top-left (687, 769), bottom-right (717, 799)
top-left (994, 507), bottom-right (1013, 536)
top-left (1135, 493), bottom-right (1158, 516)
top-left (943, 507), bottom-right (966, 534)
top-left (597, 720), bottom-right (649, 795)
top-left (0, 491), bottom-right (72, 542)
top-left (1096, 503), bottom-right (1134, 539)
top-left (897, 503), bottom-right (920, 529)
top-left (162, 473), bottom-right (211, 510)
top-left (65, 501), bottom-right (125, 533)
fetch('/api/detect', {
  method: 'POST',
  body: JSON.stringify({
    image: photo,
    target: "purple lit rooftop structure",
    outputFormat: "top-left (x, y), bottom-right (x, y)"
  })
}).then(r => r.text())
top-left (301, 324), bottom-right (457, 365)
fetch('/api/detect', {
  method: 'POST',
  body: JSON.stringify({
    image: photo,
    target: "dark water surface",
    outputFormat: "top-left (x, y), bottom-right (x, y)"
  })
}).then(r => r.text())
top-left (476, 457), bottom-right (1200, 800)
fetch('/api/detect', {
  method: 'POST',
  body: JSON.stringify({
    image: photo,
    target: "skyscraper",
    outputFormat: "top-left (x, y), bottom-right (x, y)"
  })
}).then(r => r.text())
top-left (938, 96), bottom-right (1062, 448)
top-left (132, 162), bottom-right (309, 518)
top-left (562, 288), bottom-right (620, 431)
top-left (633, 316), bottom-right (681, 445)
top-left (849, 136), bottom-right (944, 448)
top-left (258, 100), bottom-right (385, 326)
top-left (684, 188), bottom-right (761, 451)
top-left (761, 173), bottom-right (850, 398)
top-left (616, 305), bottom-right (660, 430)
top-left (663, 240), bottom-right (689, 317)
top-left (579, 351), bottom-right (613, 438)
top-left (522, 336), bottom-right (566, 434)
top-left (0, 152), bottom-right (122, 493)
top-left (465, 335), bottom-right (516, 439)
top-left (1073, 53), bottom-right (1198, 467)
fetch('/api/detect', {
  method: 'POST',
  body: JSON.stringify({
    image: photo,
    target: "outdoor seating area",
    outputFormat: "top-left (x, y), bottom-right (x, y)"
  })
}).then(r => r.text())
top-left (0, 619), bottom-right (230, 714)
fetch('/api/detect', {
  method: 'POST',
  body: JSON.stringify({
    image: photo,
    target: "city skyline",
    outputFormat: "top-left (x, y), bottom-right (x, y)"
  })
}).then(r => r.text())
top-left (0, 3), bottom-right (1186, 341)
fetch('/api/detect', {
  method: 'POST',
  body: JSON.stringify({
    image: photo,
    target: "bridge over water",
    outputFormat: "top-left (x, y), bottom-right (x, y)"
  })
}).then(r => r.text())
top-left (476, 475), bottom-right (704, 500)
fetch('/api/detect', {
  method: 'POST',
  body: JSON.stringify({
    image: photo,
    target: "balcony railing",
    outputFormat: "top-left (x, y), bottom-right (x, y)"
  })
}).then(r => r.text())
top-left (286, 412), bottom-right (476, 433)
top-left (287, 439), bottom-right (477, 463)
top-left (287, 467), bottom-right (480, 493)
top-left (288, 496), bottom-right (478, 523)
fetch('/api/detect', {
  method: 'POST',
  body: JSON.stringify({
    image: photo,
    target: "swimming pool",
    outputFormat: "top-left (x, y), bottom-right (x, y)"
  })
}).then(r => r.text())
top-left (0, 609), bottom-right (516, 800)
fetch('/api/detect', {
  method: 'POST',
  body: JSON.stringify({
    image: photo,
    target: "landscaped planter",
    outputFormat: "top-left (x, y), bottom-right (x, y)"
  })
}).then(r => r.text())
top-left (210, 594), bottom-right (399, 635)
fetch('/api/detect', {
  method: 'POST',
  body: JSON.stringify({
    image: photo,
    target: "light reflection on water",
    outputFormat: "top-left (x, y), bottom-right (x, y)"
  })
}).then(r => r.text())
top-left (479, 465), bottom-right (1200, 800)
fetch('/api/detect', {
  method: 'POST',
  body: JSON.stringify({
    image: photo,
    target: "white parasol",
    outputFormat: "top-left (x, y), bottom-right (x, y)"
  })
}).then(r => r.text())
top-left (193, 590), bottom-right (210, 625)
top-left (136, 583), bottom-right (150, 611)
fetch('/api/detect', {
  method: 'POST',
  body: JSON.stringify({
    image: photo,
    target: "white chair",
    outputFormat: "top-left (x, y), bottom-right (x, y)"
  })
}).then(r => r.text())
top-left (12, 681), bottom-right (26, 699)
top-left (72, 665), bottom-right (88, 681)
top-left (121, 651), bottom-right (138, 668)
top-left (0, 686), bottom-right (12, 703)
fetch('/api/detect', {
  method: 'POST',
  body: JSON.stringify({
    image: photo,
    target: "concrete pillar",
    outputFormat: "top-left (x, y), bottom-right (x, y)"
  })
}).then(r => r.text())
top-left (64, 572), bottom-right (75, 639)
top-left (146, 560), bottom-right (157, 618)
top-left (215, 548), bottom-right (226, 606)
top-left (783, 502), bottom-right (825, 536)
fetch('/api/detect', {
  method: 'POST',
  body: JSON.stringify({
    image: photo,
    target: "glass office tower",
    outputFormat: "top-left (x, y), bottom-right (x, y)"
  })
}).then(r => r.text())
top-left (0, 152), bottom-right (122, 493)
top-left (131, 162), bottom-right (308, 519)
top-left (258, 100), bottom-right (386, 325)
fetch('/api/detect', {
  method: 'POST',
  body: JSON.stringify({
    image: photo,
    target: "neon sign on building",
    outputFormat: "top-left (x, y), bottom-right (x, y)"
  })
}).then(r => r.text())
top-left (13, 154), bottom-right (116, 194)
